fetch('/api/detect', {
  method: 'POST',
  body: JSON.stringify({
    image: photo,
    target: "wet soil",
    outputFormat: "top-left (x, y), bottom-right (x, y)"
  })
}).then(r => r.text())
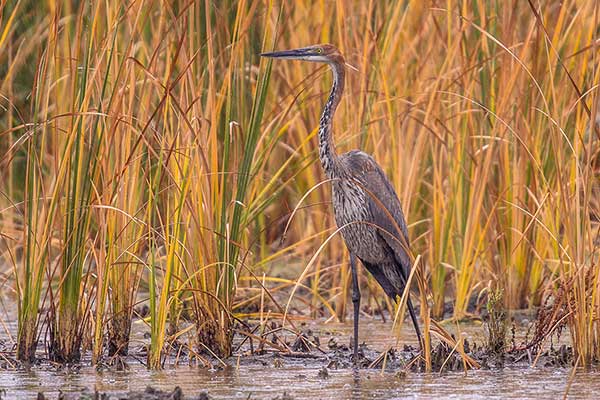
top-left (35, 386), bottom-right (210, 400)
top-left (0, 315), bottom-right (595, 399)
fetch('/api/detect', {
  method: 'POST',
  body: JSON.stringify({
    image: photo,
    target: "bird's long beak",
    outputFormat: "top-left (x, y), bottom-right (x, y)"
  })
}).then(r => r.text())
top-left (260, 48), bottom-right (311, 60)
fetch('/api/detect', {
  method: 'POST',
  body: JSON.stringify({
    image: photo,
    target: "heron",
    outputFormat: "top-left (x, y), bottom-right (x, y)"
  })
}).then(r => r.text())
top-left (261, 44), bottom-right (422, 362)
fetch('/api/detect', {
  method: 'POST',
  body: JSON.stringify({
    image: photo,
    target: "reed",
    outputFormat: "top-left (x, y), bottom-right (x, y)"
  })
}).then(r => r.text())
top-left (1, 0), bottom-right (599, 368)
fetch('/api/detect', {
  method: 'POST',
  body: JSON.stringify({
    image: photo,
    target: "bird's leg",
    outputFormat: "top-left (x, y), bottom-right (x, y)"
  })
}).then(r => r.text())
top-left (396, 265), bottom-right (424, 353)
top-left (350, 253), bottom-right (361, 364)
top-left (406, 296), bottom-right (423, 352)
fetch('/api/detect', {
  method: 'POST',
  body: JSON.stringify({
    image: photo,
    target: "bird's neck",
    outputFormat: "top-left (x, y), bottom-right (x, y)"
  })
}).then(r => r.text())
top-left (318, 62), bottom-right (345, 179)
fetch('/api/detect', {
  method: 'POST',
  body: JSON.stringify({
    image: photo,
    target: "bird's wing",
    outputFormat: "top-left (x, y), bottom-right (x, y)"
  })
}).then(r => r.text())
top-left (343, 151), bottom-right (412, 277)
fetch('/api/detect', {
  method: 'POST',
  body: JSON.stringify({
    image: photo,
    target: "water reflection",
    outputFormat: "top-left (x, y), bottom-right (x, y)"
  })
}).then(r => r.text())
top-left (350, 369), bottom-right (362, 400)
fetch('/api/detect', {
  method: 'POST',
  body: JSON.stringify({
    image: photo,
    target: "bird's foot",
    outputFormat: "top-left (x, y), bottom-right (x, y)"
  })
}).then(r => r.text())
top-left (350, 343), bottom-right (370, 368)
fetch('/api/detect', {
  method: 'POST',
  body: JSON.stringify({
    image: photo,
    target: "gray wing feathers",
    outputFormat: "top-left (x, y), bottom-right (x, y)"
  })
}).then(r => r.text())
top-left (344, 151), bottom-right (412, 277)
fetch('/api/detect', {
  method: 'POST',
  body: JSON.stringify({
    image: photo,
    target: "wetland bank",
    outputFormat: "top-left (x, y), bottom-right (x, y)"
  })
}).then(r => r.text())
top-left (1, 0), bottom-right (600, 399)
top-left (2, 317), bottom-right (598, 399)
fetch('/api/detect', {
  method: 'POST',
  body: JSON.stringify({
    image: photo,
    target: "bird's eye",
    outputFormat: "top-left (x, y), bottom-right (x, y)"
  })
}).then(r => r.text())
top-left (316, 48), bottom-right (323, 54)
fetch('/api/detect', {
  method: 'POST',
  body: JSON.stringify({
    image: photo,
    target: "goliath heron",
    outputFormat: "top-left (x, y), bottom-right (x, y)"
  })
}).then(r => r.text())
top-left (261, 44), bottom-right (422, 361)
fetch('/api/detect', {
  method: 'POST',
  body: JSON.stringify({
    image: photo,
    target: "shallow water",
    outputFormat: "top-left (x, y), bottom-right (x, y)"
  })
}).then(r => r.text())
top-left (0, 312), bottom-right (598, 399)
top-left (4, 361), bottom-right (600, 399)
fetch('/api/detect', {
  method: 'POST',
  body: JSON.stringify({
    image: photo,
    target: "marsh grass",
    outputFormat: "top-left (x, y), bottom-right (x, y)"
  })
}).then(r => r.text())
top-left (485, 289), bottom-right (507, 357)
top-left (1, 0), bottom-right (599, 369)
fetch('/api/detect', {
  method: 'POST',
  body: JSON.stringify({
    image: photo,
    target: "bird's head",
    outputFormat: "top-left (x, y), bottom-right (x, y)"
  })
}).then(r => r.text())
top-left (261, 44), bottom-right (345, 65)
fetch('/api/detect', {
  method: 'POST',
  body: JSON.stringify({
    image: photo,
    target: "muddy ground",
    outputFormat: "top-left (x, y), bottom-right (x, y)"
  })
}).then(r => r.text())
top-left (26, 341), bottom-right (574, 400)
top-left (0, 301), bottom-right (580, 399)
top-left (6, 317), bottom-right (574, 400)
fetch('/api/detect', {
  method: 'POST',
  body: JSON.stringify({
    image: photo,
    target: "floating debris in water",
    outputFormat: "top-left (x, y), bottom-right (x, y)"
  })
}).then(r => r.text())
top-left (36, 386), bottom-right (211, 400)
top-left (318, 366), bottom-right (329, 379)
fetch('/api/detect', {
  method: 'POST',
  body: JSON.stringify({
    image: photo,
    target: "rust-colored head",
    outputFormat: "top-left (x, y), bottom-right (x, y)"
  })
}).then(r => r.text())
top-left (261, 43), bottom-right (345, 65)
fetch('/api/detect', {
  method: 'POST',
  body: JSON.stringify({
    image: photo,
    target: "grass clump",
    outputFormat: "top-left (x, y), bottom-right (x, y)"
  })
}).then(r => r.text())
top-left (485, 289), bottom-right (507, 357)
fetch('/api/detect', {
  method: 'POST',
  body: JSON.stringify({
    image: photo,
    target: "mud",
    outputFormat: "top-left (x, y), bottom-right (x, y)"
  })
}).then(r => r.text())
top-left (0, 317), bottom-right (597, 399)
top-left (230, 328), bottom-right (574, 373)
top-left (34, 387), bottom-right (297, 400)
top-left (35, 386), bottom-right (213, 400)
